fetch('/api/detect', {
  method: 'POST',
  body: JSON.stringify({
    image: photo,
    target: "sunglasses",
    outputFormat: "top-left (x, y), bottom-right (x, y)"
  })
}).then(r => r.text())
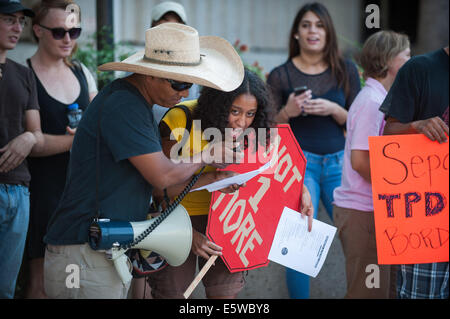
top-left (166, 79), bottom-right (193, 92)
top-left (38, 24), bottom-right (82, 40)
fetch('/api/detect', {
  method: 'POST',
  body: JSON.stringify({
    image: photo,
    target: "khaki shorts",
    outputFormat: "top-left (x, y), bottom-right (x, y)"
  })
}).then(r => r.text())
top-left (147, 215), bottom-right (245, 298)
top-left (44, 243), bottom-right (130, 299)
top-left (333, 205), bottom-right (396, 299)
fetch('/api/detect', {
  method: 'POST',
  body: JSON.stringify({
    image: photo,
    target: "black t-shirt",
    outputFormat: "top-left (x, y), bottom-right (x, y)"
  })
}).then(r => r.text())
top-left (44, 79), bottom-right (162, 245)
top-left (267, 59), bottom-right (361, 155)
top-left (380, 48), bottom-right (449, 122)
top-left (0, 58), bottom-right (40, 185)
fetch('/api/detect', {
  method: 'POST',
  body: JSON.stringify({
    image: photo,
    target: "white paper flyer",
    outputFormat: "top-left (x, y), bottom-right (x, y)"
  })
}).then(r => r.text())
top-left (192, 161), bottom-right (271, 192)
top-left (268, 207), bottom-right (337, 278)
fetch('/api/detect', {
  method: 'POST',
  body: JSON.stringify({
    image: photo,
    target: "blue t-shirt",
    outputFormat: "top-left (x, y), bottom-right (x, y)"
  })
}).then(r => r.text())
top-left (45, 79), bottom-right (162, 245)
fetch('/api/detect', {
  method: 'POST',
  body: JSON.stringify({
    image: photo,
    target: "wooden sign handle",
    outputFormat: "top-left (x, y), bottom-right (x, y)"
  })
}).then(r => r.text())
top-left (183, 255), bottom-right (218, 299)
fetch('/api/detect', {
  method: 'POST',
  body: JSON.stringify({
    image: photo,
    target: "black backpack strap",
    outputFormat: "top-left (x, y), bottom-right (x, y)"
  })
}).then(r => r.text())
top-left (159, 104), bottom-right (193, 156)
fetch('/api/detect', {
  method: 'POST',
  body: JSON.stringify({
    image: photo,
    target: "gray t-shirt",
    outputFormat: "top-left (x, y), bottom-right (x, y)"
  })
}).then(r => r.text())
top-left (0, 58), bottom-right (39, 185)
top-left (45, 79), bottom-right (162, 245)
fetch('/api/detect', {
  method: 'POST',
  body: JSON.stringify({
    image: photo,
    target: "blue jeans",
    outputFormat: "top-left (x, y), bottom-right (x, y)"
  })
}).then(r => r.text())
top-left (286, 150), bottom-right (344, 299)
top-left (0, 184), bottom-right (30, 299)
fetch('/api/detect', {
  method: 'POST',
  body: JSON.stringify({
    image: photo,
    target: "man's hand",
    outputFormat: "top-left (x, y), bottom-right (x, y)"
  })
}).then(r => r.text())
top-left (0, 132), bottom-right (37, 173)
top-left (411, 116), bottom-right (449, 143)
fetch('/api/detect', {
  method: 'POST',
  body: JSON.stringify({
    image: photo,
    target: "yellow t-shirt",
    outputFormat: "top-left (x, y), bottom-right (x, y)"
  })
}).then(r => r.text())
top-left (161, 100), bottom-right (215, 216)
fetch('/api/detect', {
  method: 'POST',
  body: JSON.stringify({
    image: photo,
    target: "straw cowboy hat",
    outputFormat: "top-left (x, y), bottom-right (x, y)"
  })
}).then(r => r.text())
top-left (98, 23), bottom-right (244, 92)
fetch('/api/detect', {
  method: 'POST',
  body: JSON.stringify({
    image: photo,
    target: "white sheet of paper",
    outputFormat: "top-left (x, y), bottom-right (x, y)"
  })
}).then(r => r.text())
top-left (192, 161), bottom-right (272, 192)
top-left (268, 207), bottom-right (337, 278)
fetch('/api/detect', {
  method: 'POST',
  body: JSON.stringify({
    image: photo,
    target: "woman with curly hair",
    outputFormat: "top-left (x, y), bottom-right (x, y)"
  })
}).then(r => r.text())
top-left (144, 68), bottom-right (313, 299)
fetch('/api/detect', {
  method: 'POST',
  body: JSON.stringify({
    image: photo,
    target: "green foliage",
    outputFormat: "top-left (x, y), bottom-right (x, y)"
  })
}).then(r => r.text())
top-left (337, 34), bottom-right (366, 87)
top-left (233, 40), bottom-right (267, 82)
top-left (356, 63), bottom-right (366, 88)
top-left (75, 26), bottom-right (135, 89)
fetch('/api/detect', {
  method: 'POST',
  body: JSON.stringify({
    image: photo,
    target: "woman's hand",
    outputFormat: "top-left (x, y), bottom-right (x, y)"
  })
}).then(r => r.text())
top-left (300, 185), bottom-right (314, 232)
top-left (191, 228), bottom-right (223, 260)
top-left (302, 98), bottom-right (338, 116)
top-left (214, 171), bottom-right (246, 193)
top-left (282, 90), bottom-right (313, 119)
top-left (303, 98), bottom-right (347, 125)
top-left (66, 126), bottom-right (77, 135)
top-left (200, 141), bottom-right (244, 169)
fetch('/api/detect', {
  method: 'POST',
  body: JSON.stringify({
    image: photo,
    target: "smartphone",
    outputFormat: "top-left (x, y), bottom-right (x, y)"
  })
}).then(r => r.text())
top-left (294, 86), bottom-right (308, 96)
top-left (294, 86), bottom-right (309, 117)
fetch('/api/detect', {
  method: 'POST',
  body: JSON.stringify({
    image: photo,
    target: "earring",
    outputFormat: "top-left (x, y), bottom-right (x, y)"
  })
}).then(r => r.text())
top-left (294, 35), bottom-right (299, 40)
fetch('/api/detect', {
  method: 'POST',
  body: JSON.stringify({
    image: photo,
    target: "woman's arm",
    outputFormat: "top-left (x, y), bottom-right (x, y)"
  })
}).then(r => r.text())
top-left (351, 150), bottom-right (371, 183)
top-left (26, 109), bottom-right (75, 157)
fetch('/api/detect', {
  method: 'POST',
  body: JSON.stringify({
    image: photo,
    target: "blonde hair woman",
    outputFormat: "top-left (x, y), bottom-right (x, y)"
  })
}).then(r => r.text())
top-left (25, 0), bottom-right (97, 299)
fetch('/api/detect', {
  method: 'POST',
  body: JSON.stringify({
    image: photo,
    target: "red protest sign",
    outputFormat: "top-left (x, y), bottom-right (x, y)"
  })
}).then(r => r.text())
top-left (206, 124), bottom-right (307, 272)
top-left (369, 134), bottom-right (449, 265)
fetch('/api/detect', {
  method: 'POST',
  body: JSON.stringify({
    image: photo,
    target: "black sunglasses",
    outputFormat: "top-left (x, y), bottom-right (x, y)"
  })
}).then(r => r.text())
top-left (38, 24), bottom-right (82, 40)
top-left (166, 79), bottom-right (193, 92)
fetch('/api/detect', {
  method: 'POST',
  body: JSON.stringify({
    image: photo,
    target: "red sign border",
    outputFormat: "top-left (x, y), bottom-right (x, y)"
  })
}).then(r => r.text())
top-left (206, 124), bottom-right (307, 272)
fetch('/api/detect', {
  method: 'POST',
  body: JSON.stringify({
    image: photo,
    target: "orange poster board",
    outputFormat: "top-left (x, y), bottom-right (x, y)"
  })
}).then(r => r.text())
top-left (368, 134), bottom-right (449, 265)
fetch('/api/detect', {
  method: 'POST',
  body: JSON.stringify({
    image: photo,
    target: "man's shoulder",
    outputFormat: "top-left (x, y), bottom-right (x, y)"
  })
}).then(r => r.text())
top-left (6, 58), bottom-right (32, 75)
top-left (100, 79), bottom-right (145, 107)
top-left (403, 49), bottom-right (446, 71)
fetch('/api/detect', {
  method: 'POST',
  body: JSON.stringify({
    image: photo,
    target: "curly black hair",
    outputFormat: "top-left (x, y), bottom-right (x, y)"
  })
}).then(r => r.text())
top-left (193, 68), bottom-right (276, 148)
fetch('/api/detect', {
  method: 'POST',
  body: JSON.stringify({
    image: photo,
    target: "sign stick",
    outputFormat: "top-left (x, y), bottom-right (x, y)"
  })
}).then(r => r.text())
top-left (183, 255), bottom-right (218, 299)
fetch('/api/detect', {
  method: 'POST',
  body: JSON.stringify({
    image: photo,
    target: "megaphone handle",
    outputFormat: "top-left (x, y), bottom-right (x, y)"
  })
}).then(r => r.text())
top-left (183, 255), bottom-right (218, 299)
top-left (113, 254), bottom-right (133, 285)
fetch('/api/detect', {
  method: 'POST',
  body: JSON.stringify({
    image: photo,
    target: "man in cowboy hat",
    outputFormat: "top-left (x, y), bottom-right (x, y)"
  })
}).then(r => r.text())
top-left (43, 23), bottom-right (244, 299)
top-left (149, 1), bottom-right (201, 123)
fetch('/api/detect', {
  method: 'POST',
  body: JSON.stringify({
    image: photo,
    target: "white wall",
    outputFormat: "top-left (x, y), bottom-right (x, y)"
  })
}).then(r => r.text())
top-left (11, 0), bottom-right (363, 75)
top-left (113, 0), bottom-right (362, 74)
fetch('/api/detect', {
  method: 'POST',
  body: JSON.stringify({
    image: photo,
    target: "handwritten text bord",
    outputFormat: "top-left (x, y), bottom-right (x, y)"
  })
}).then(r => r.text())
top-left (369, 135), bottom-right (449, 264)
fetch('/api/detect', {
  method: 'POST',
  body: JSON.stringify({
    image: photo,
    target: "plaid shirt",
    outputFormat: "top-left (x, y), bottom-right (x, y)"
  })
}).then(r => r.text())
top-left (397, 262), bottom-right (449, 299)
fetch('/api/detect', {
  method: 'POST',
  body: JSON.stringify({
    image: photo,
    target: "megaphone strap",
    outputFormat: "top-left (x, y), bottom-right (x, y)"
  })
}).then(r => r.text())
top-left (120, 166), bottom-right (205, 250)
